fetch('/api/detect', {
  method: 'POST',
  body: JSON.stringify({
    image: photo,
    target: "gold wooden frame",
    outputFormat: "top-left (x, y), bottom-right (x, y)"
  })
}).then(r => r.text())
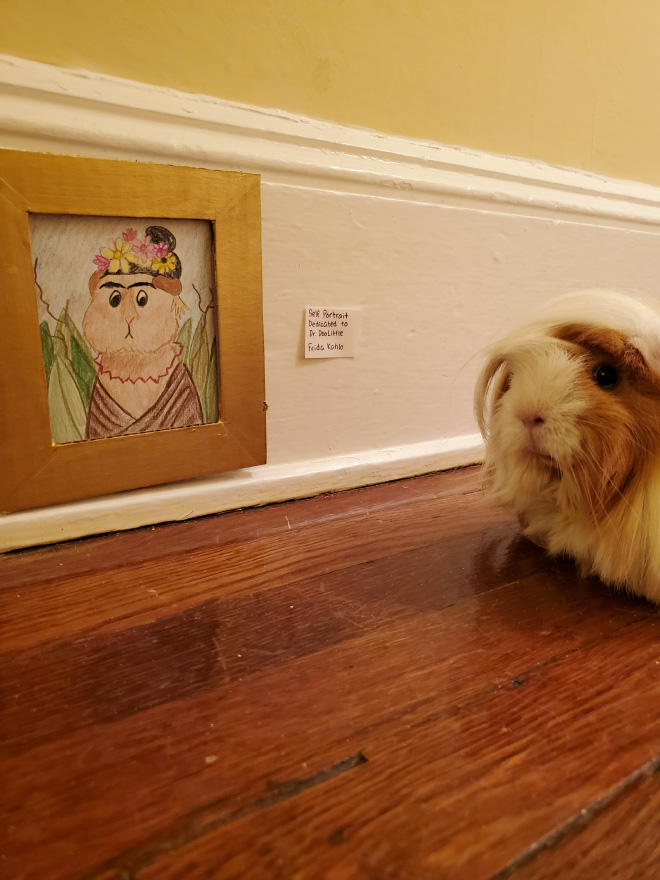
top-left (0, 150), bottom-right (265, 514)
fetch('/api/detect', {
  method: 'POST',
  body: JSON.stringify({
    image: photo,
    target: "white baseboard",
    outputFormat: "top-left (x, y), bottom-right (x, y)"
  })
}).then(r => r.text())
top-left (0, 436), bottom-right (483, 552)
top-left (2, 54), bottom-right (660, 550)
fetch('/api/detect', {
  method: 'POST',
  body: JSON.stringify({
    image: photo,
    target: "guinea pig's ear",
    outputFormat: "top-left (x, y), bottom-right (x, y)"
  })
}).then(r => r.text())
top-left (88, 270), bottom-right (104, 297)
top-left (626, 335), bottom-right (660, 388)
top-left (474, 352), bottom-right (511, 437)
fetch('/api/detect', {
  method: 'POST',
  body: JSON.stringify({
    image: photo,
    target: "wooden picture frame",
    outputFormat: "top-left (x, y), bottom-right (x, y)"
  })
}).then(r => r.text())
top-left (0, 150), bottom-right (265, 514)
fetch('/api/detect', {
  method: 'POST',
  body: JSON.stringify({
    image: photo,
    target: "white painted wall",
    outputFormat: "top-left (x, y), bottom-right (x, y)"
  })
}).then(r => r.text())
top-left (3, 55), bottom-right (660, 550)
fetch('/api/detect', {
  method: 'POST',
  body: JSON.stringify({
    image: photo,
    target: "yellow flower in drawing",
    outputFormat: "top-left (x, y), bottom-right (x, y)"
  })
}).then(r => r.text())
top-left (101, 238), bottom-right (137, 274)
top-left (152, 251), bottom-right (177, 274)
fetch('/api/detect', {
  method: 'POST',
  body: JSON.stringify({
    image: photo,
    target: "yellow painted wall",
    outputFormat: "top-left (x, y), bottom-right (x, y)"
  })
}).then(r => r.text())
top-left (0, 1), bottom-right (658, 185)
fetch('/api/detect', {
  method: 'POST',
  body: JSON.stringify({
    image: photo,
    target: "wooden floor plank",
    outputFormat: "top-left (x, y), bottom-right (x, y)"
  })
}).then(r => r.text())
top-left (3, 468), bottom-right (660, 880)
top-left (0, 470), bottom-right (503, 654)
top-left (0, 470), bottom-right (481, 589)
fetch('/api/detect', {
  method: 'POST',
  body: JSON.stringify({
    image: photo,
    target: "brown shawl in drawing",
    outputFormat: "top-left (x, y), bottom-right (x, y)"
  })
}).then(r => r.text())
top-left (85, 361), bottom-right (203, 440)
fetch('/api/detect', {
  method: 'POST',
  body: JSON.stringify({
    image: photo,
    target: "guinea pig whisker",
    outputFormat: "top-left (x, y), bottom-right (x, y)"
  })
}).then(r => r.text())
top-left (578, 416), bottom-right (644, 444)
top-left (578, 442), bottom-right (636, 519)
top-left (578, 415), bottom-right (648, 458)
top-left (575, 465), bottom-right (613, 539)
top-left (571, 462), bottom-right (604, 526)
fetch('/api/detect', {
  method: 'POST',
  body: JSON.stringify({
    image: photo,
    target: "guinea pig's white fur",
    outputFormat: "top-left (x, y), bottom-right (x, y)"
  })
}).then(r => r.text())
top-left (475, 289), bottom-right (660, 603)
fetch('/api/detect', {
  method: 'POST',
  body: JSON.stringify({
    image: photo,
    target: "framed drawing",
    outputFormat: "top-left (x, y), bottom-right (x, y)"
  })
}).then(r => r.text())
top-left (0, 150), bottom-right (265, 513)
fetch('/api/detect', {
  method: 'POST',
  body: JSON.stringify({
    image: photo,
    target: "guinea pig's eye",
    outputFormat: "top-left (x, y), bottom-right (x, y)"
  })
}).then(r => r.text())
top-left (136, 290), bottom-right (148, 308)
top-left (592, 363), bottom-right (620, 390)
top-left (109, 291), bottom-right (122, 308)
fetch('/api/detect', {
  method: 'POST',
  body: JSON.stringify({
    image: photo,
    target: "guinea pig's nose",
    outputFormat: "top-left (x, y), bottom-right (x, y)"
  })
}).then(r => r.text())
top-left (521, 413), bottom-right (545, 430)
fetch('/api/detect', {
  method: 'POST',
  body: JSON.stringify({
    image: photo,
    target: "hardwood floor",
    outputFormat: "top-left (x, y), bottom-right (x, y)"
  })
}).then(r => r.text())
top-left (2, 466), bottom-right (660, 880)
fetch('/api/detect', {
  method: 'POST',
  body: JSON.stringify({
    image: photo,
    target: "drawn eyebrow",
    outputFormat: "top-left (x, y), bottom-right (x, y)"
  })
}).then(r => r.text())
top-left (99, 280), bottom-right (156, 290)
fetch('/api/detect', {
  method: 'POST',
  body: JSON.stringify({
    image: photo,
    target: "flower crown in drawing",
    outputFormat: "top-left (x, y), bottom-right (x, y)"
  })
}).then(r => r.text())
top-left (89, 224), bottom-right (186, 317)
top-left (93, 225), bottom-right (182, 280)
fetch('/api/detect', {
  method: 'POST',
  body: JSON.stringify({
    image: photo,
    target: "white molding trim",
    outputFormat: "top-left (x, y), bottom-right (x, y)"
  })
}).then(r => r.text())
top-left (0, 436), bottom-right (483, 552)
top-left (2, 54), bottom-right (660, 226)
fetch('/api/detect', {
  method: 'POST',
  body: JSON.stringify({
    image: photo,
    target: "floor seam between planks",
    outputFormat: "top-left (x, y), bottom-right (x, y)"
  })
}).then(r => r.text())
top-left (86, 752), bottom-right (368, 880)
top-left (491, 752), bottom-right (660, 879)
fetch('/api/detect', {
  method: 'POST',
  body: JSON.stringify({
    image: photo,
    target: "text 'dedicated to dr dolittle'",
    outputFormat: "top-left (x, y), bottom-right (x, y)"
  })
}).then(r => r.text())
top-left (304, 307), bottom-right (360, 358)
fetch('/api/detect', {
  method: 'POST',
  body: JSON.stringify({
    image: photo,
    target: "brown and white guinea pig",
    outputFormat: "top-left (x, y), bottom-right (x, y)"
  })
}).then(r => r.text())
top-left (474, 289), bottom-right (660, 602)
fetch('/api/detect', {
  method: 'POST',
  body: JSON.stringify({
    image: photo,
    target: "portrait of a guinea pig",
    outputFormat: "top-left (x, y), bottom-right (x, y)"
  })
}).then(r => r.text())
top-left (474, 289), bottom-right (660, 603)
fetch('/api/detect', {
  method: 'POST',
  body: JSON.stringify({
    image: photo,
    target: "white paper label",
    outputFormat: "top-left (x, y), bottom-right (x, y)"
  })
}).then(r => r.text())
top-left (304, 307), bottom-right (359, 358)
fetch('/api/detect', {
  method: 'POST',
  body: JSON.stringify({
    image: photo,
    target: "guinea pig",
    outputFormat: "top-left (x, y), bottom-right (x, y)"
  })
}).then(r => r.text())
top-left (474, 289), bottom-right (660, 602)
top-left (81, 225), bottom-right (202, 436)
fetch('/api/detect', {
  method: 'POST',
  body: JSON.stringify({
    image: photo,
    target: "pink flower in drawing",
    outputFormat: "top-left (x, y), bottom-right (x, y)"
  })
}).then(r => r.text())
top-left (153, 240), bottom-right (169, 258)
top-left (123, 228), bottom-right (138, 242)
top-left (133, 235), bottom-right (156, 267)
top-left (93, 254), bottom-right (110, 272)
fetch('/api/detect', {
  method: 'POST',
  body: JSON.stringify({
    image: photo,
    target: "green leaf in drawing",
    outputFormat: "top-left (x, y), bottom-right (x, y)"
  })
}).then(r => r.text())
top-left (191, 316), bottom-right (210, 411)
top-left (63, 310), bottom-right (94, 365)
top-left (40, 322), bottom-right (55, 384)
top-left (176, 318), bottom-right (193, 368)
top-left (204, 337), bottom-right (219, 423)
top-left (54, 308), bottom-right (93, 365)
top-left (70, 334), bottom-right (97, 409)
top-left (51, 308), bottom-right (97, 411)
top-left (48, 356), bottom-right (87, 444)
